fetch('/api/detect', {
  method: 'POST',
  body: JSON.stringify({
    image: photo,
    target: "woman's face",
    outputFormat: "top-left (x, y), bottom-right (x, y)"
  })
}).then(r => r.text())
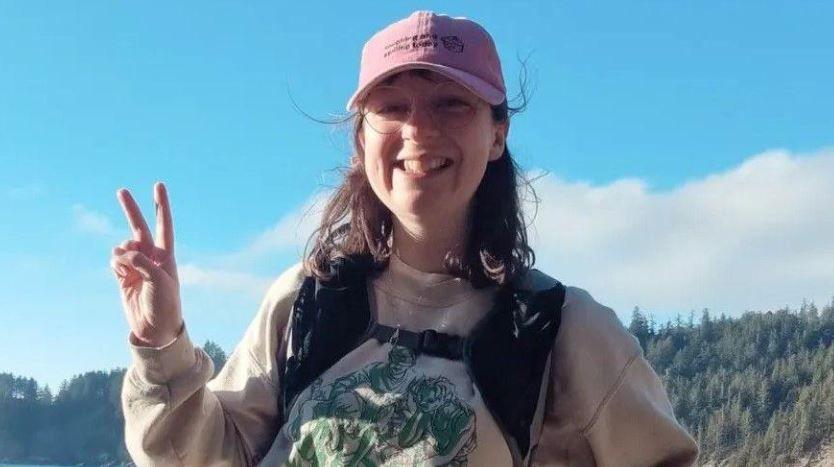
top-left (358, 70), bottom-right (508, 227)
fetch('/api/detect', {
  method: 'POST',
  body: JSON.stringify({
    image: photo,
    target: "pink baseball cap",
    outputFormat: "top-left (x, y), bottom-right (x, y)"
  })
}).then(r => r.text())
top-left (346, 11), bottom-right (507, 111)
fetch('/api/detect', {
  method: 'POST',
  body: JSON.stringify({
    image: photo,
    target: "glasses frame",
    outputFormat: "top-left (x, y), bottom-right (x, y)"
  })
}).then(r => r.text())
top-left (359, 81), bottom-right (484, 135)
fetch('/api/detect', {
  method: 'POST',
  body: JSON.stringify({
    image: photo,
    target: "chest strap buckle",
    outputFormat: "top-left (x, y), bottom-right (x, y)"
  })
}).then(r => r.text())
top-left (370, 323), bottom-right (465, 360)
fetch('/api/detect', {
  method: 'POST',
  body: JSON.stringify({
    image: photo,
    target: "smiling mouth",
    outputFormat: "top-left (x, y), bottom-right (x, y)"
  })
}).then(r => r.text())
top-left (395, 158), bottom-right (453, 176)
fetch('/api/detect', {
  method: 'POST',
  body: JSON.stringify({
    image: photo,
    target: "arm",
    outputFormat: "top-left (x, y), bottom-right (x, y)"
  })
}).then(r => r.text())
top-left (537, 286), bottom-right (698, 467)
top-left (581, 348), bottom-right (699, 467)
top-left (121, 263), bottom-right (305, 466)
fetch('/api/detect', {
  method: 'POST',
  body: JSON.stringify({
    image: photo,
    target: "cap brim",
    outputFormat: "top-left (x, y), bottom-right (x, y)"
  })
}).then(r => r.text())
top-left (345, 62), bottom-right (506, 111)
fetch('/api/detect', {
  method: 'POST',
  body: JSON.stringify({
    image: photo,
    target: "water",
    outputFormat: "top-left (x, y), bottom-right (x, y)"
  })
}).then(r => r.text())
top-left (0, 464), bottom-right (73, 467)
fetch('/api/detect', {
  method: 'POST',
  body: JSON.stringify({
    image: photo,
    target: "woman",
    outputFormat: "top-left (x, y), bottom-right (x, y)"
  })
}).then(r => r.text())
top-left (112, 11), bottom-right (699, 466)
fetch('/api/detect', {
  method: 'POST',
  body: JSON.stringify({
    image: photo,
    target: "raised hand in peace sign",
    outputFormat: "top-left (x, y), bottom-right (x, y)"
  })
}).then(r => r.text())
top-left (111, 182), bottom-right (183, 347)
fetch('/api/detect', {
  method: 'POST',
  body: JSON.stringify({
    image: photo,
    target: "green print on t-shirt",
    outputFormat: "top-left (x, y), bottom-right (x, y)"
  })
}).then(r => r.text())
top-left (285, 345), bottom-right (477, 466)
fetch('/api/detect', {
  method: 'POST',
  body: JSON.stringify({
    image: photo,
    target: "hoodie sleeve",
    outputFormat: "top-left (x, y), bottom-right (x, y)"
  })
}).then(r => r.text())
top-left (582, 345), bottom-right (700, 467)
top-left (535, 286), bottom-right (699, 467)
top-left (121, 263), bottom-right (305, 467)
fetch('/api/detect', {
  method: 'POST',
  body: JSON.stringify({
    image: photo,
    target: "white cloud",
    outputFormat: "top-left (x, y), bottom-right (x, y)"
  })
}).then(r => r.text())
top-left (171, 147), bottom-right (834, 324)
top-left (18, 257), bottom-right (49, 272)
top-left (214, 190), bottom-right (331, 268)
top-left (155, 191), bottom-right (330, 304)
top-left (178, 263), bottom-right (273, 301)
top-left (7, 182), bottom-right (46, 199)
top-left (72, 204), bottom-right (116, 236)
top-left (525, 148), bottom-right (834, 322)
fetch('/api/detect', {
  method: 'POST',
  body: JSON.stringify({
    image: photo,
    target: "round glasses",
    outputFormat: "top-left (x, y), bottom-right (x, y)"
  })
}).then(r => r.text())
top-left (360, 81), bottom-right (482, 134)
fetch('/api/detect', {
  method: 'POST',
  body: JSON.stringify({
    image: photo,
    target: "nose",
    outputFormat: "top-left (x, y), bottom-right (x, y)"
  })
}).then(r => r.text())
top-left (400, 101), bottom-right (440, 141)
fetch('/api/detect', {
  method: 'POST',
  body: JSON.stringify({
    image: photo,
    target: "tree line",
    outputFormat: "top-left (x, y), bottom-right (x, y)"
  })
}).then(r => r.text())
top-left (2, 297), bottom-right (832, 466)
top-left (0, 341), bottom-right (227, 465)
top-left (630, 298), bottom-right (834, 465)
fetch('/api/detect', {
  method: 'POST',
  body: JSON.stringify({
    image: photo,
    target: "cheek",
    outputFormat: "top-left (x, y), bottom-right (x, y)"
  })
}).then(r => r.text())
top-left (362, 133), bottom-right (398, 195)
top-left (449, 137), bottom-right (493, 206)
top-left (363, 153), bottom-right (385, 193)
top-left (459, 131), bottom-right (494, 180)
top-left (460, 158), bottom-right (489, 198)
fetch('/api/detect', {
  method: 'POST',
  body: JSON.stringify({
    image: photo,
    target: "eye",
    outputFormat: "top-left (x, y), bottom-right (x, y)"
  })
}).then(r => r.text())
top-left (363, 86), bottom-right (411, 118)
top-left (377, 103), bottom-right (409, 116)
top-left (436, 97), bottom-right (473, 113)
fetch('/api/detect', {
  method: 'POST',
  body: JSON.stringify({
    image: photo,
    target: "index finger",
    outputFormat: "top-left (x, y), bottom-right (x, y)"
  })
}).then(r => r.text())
top-left (154, 182), bottom-right (175, 253)
top-left (116, 188), bottom-right (153, 244)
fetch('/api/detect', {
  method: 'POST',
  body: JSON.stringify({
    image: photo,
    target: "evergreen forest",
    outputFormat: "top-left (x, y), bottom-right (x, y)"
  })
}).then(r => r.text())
top-left (630, 299), bottom-right (834, 465)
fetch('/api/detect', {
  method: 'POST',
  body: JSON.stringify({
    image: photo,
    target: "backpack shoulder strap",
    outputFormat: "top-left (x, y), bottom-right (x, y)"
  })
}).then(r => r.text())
top-left (280, 255), bottom-right (375, 418)
top-left (465, 269), bottom-right (565, 462)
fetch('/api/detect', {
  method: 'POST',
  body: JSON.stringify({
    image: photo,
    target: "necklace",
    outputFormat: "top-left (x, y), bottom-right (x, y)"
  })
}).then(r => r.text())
top-left (383, 267), bottom-right (465, 334)
top-left (384, 269), bottom-right (422, 330)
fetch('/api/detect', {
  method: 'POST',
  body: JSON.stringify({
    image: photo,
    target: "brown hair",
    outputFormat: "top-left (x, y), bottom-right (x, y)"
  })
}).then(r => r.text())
top-left (303, 70), bottom-right (536, 288)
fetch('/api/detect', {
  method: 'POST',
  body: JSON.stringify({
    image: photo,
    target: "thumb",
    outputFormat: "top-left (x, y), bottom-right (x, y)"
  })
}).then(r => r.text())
top-left (118, 250), bottom-right (166, 283)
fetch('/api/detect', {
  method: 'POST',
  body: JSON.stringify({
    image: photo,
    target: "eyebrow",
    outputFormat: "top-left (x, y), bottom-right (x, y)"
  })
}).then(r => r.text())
top-left (381, 69), bottom-right (448, 86)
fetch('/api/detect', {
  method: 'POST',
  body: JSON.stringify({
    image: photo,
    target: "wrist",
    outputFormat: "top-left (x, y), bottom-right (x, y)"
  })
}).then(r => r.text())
top-left (128, 323), bottom-right (199, 385)
top-left (132, 321), bottom-right (184, 348)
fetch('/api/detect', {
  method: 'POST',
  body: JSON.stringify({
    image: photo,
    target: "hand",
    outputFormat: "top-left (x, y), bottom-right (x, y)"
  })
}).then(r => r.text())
top-left (111, 182), bottom-right (183, 347)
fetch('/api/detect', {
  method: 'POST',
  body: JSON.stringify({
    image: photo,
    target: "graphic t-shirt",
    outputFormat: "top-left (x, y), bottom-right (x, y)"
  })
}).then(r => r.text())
top-left (261, 253), bottom-right (514, 466)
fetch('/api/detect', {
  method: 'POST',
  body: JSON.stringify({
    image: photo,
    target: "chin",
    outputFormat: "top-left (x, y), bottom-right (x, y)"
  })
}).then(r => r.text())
top-left (392, 200), bottom-right (467, 230)
top-left (391, 197), bottom-right (446, 221)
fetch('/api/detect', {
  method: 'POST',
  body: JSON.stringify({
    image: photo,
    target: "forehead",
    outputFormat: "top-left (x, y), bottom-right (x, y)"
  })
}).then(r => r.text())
top-left (368, 69), bottom-right (478, 101)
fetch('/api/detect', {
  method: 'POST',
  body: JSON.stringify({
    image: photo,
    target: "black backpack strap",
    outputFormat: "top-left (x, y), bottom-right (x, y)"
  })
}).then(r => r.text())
top-left (368, 322), bottom-right (465, 360)
top-left (465, 275), bottom-right (565, 461)
top-left (281, 274), bottom-right (317, 418)
top-left (281, 254), bottom-right (375, 419)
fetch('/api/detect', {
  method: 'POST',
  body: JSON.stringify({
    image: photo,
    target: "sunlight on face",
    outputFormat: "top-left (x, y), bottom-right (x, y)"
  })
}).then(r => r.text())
top-left (359, 70), bottom-right (508, 229)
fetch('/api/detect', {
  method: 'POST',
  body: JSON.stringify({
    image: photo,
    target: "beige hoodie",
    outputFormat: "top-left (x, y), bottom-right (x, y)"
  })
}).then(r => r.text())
top-left (122, 256), bottom-right (699, 466)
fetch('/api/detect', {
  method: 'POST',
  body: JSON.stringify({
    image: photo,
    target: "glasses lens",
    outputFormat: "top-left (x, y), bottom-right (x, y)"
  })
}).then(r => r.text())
top-left (429, 81), bottom-right (479, 130)
top-left (362, 86), bottom-right (410, 134)
top-left (361, 82), bottom-right (481, 134)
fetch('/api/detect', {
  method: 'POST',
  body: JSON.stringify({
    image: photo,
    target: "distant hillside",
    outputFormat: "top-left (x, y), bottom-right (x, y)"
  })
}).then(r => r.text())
top-left (631, 298), bottom-right (834, 466)
top-left (0, 340), bottom-right (226, 465)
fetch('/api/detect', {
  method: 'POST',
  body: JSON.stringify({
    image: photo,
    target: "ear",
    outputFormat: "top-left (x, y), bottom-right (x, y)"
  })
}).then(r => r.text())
top-left (488, 120), bottom-right (509, 161)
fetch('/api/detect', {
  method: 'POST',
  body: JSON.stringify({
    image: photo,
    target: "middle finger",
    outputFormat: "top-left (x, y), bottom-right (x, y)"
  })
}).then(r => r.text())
top-left (153, 182), bottom-right (175, 254)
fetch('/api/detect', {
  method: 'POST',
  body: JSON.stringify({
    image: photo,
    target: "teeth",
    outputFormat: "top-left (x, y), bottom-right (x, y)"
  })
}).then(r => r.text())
top-left (401, 158), bottom-right (449, 173)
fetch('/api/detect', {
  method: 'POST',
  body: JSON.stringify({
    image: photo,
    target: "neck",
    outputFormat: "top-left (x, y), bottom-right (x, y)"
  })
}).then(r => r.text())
top-left (391, 210), bottom-right (470, 274)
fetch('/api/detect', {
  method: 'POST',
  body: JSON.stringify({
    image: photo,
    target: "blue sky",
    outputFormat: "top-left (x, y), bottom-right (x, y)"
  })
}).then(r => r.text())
top-left (1, 2), bottom-right (833, 390)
